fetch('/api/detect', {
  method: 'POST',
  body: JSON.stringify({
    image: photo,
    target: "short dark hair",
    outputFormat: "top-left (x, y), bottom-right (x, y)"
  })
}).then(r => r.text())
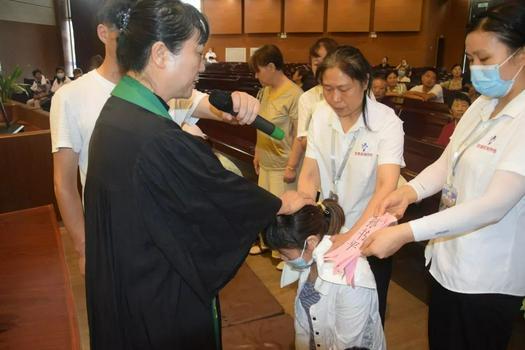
top-left (263, 199), bottom-right (345, 250)
top-left (467, 1), bottom-right (525, 52)
top-left (372, 73), bottom-right (386, 82)
top-left (447, 91), bottom-right (471, 109)
top-left (309, 37), bottom-right (338, 59)
top-left (422, 67), bottom-right (438, 77)
top-left (117, 0), bottom-right (209, 72)
top-left (73, 68), bottom-right (83, 75)
top-left (32, 69), bottom-right (42, 77)
top-left (249, 44), bottom-right (284, 71)
top-left (96, 0), bottom-right (137, 28)
top-left (317, 45), bottom-right (373, 130)
top-left (385, 70), bottom-right (398, 80)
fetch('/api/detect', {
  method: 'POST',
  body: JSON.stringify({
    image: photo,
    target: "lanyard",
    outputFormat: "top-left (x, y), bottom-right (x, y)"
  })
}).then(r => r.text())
top-left (447, 118), bottom-right (501, 184)
top-left (330, 128), bottom-right (360, 196)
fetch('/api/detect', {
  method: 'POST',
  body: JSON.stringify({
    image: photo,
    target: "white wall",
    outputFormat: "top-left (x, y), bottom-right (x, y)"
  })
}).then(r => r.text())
top-left (0, 0), bottom-right (56, 26)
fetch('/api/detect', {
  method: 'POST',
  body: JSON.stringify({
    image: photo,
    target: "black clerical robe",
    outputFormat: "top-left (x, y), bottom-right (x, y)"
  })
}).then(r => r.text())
top-left (84, 76), bottom-right (281, 349)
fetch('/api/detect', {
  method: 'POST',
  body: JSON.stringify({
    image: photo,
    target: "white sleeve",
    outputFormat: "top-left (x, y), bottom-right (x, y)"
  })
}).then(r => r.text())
top-left (297, 93), bottom-right (313, 138)
top-left (407, 144), bottom-right (451, 201)
top-left (431, 84), bottom-right (444, 103)
top-left (49, 89), bottom-right (82, 153)
top-left (304, 116), bottom-right (321, 161)
top-left (496, 122), bottom-right (525, 176)
top-left (377, 115), bottom-right (405, 166)
top-left (169, 89), bottom-right (207, 126)
top-left (409, 170), bottom-right (525, 241)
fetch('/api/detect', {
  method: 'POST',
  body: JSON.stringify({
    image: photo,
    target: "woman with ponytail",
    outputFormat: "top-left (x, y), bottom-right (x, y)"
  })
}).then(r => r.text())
top-left (263, 199), bottom-right (386, 350)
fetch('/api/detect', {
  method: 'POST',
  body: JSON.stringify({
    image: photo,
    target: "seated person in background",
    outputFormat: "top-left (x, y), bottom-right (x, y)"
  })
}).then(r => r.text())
top-left (292, 65), bottom-right (312, 90)
top-left (436, 91), bottom-right (471, 146)
top-left (27, 68), bottom-right (50, 108)
top-left (51, 67), bottom-right (72, 93)
top-left (397, 67), bottom-right (411, 83)
top-left (264, 199), bottom-right (386, 350)
top-left (395, 59), bottom-right (410, 71)
top-left (404, 67), bottom-right (444, 103)
top-left (73, 68), bottom-right (83, 79)
top-left (385, 70), bottom-right (407, 96)
top-left (374, 56), bottom-right (391, 70)
top-left (371, 75), bottom-right (387, 101)
top-left (441, 63), bottom-right (464, 91)
top-left (205, 47), bottom-right (217, 63)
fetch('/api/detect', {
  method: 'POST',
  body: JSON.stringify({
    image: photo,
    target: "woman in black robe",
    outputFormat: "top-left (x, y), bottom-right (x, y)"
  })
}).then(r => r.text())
top-left (84, 1), bottom-right (313, 349)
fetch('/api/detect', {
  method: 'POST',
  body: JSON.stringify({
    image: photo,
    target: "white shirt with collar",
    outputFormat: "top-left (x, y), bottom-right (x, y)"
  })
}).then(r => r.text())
top-left (409, 91), bottom-right (525, 296)
top-left (305, 98), bottom-right (405, 229)
top-left (281, 236), bottom-right (385, 350)
top-left (297, 85), bottom-right (324, 138)
top-left (50, 69), bottom-right (206, 189)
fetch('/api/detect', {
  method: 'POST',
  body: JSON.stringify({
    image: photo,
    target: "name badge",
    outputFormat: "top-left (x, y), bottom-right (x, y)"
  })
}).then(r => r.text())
top-left (439, 184), bottom-right (458, 211)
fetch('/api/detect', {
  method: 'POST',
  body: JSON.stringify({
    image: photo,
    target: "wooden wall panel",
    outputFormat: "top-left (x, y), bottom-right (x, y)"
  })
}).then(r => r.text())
top-left (442, 0), bottom-right (470, 68)
top-left (327, 0), bottom-right (371, 32)
top-left (202, 0), bottom-right (242, 34)
top-left (0, 20), bottom-right (63, 80)
top-left (373, 0), bottom-right (424, 32)
top-left (284, 0), bottom-right (324, 33)
top-left (244, 0), bottom-right (281, 33)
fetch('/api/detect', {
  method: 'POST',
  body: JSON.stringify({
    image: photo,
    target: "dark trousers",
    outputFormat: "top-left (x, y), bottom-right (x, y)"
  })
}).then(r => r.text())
top-left (367, 255), bottom-right (392, 326)
top-left (428, 276), bottom-right (522, 350)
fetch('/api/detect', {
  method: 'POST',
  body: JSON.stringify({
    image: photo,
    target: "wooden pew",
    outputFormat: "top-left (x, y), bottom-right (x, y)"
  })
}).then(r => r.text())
top-left (197, 119), bottom-right (256, 164)
top-left (0, 102), bottom-right (57, 215)
top-left (0, 205), bottom-right (80, 350)
top-left (399, 99), bottom-right (451, 140)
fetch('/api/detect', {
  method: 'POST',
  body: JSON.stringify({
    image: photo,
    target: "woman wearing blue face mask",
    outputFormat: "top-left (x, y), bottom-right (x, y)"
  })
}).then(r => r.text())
top-left (263, 199), bottom-right (386, 350)
top-left (361, 2), bottom-right (525, 349)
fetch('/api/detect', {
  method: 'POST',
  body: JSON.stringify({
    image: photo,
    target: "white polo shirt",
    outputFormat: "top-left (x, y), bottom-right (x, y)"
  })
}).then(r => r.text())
top-left (409, 84), bottom-right (444, 103)
top-left (297, 85), bottom-right (324, 138)
top-left (50, 69), bottom-right (205, 188)
top-left (305, 98), bottom-right (405, 229)
top-left (411, 91), bottom-right (525, 296)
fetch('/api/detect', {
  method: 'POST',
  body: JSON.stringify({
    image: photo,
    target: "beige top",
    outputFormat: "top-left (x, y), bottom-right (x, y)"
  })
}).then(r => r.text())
top-left (256, 79), bottom-right (303, 169)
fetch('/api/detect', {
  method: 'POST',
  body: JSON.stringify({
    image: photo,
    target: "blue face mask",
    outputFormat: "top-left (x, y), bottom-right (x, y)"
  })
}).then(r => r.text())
top-left (470, 50), bottom-right (523, 98)
top-left (286, 240), bottom-right (313, 271)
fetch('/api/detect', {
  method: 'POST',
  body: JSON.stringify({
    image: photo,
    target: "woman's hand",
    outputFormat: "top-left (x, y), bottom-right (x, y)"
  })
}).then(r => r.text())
top-left (361, 223), bottom-right (414, 259)
top-left (226, 91), bottom-right (259, 125)
top-left (375, 185), bottom-right (416, 219)
top-left (277, 191), bottom-right (315, 215)
top-left (283, 167), bottom-right (296, 183)
top-left (327, 230), bottom-right (355, 253)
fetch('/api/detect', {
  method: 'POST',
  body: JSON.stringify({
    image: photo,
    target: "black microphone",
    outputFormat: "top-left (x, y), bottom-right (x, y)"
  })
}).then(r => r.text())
top-left (208, 90), bottom-right (285, 140)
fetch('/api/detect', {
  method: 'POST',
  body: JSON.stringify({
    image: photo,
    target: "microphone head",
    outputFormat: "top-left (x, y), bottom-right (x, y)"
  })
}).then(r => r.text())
top-left (209, 90), bottom-right (234, 114)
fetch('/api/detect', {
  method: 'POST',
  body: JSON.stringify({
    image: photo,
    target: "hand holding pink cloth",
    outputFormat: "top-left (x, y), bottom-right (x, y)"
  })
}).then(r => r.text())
top-left (325, 214), bottom-right (397, 285)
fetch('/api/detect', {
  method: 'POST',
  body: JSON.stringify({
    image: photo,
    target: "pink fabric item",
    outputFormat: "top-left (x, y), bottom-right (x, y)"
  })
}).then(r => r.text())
top-left (325, 214), bottom-right (397, 285)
